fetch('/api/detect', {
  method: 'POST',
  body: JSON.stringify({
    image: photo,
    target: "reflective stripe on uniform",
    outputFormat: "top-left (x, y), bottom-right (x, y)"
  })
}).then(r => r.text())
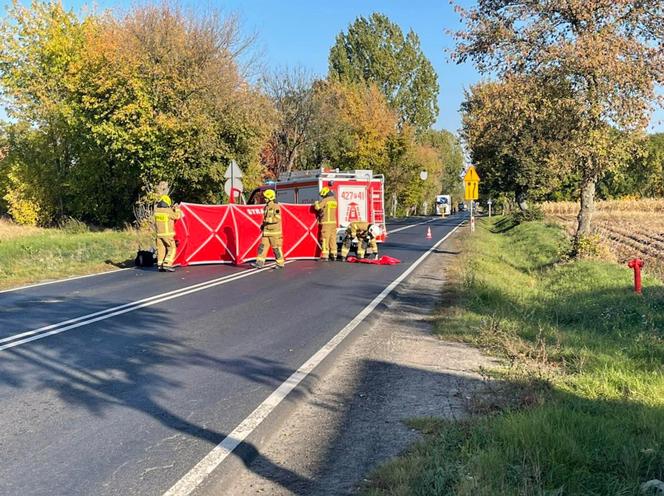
top-left (322, 200), bottom-right (337, 224)
top-left (155, 212), bottom-right (173, 236)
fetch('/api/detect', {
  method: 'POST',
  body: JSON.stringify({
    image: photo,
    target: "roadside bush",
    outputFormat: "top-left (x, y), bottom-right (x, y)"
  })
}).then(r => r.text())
top-left (574, 233), bottom-right (605, 259)
top-left (2, 166), bottom-right (48, 225)
top-left (4, 185), bottom-right (41, 225)
top-left (57, 217), bottom-right (89, 234)
top-left (511, 206), bottom-right (544, 223)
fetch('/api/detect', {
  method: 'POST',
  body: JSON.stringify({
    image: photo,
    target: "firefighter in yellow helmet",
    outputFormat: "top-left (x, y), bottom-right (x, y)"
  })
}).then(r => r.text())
top-left (340, 222), bottom-right (380, 260)
top-left (154, 194), bottom-right (182, 272)
top-left (251, 189), bottom-right (285, 269)
top-left (314, 186), bottom-right (338, 261)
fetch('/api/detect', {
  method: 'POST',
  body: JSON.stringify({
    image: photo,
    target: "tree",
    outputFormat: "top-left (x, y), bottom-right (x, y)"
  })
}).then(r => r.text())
top-left (454, 0), bottom-right (663, 249)
top-left (460, 76), bottom-right (578, 210)
top-left (419, 129), bottom-right (465, 204)
top-left (261, 67), bottom-right (318, 176)
top-left (329, 12), bottom-right (439, 132)
top-left (0, 1), bottom-right (274, 225)
top-left (307, 79), bottom-right (399, 173)
top-left (599, 132), bottom-right (664, 198)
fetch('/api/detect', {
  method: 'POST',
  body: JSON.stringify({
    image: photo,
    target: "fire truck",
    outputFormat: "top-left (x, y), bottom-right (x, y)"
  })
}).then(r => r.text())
top-left (248, 168), bottom-right (387, 243)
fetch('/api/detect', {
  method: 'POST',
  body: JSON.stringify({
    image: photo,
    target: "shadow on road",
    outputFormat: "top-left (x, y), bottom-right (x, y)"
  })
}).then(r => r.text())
top-left (0, 299), bottom-right (316, 495)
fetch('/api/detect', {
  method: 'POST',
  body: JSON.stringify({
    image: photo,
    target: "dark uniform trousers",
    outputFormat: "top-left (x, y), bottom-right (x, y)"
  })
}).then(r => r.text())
top-left (341, 221), bottom-right (378, 259)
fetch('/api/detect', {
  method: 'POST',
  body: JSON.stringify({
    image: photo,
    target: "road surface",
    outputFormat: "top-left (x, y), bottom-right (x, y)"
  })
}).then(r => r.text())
top-left (0, 215), bottom-right (465, 496)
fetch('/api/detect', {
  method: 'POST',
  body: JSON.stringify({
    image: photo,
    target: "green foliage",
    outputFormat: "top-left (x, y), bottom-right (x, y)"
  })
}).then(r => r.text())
top-left (418, 129), bottom-right (465, 203)
top-left (461, 76), bottom-right (578, 208)
top-left (308, 79), bottom-right (398, 172)
top-left (304, 79), bottom-right (458, 215)
top-left (599, 133), bottom-right (664, 199)
top-left (329, 12), bottom-right (439, 132)
top-left (0, 1), bottom-right (275, 226)
top-left (454, 1), bottom-right (664, 240)
top-left (57, 216), bottom-right (89, 234)
top-left (573, 234), bottom-right (604, 259)
top-left (362, 219), bottom-right (664, 495)
top-left (510, 206), bottom-right (544, 224)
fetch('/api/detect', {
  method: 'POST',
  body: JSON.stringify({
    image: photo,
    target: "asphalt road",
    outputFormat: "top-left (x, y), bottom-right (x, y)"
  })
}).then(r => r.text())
top-left (0, 215), bottom-right (465, 496)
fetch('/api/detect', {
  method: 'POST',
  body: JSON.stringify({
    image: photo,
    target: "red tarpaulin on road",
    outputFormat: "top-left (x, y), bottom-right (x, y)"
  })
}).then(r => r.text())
top-left (173, 203), bottom-right (322, 266)
top-left (346, 255), bottom-right (401, 265)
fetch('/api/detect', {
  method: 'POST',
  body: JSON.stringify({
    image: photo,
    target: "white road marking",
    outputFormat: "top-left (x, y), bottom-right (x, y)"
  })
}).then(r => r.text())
top-left (162, 219), bottom-right (466, 496)
top-left (0, 263), bottom-right (292, 352)
top-left (0, 218), bottom-right (434, 295)
top-left (0, 268), bottom-right (132, 295)
top-left (1, 269), bottom-right (246, 346)
top-left (388, 217), bottom-right (437, 233)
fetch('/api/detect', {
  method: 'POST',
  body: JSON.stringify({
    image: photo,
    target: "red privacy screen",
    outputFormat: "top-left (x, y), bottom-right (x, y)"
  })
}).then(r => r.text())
top-left (173, 203), bottom-right (322, 266)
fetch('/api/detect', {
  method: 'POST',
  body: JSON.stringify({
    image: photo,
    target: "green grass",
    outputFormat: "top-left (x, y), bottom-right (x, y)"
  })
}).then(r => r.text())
top-left (361, 217), bottom-right (664, 496)
top-left (0, 224), bottom-right (150, 289)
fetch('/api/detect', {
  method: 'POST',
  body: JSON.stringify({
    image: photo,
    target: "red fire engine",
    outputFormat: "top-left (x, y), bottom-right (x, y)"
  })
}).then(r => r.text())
top-left (248, 168), bottom-right (387, 242)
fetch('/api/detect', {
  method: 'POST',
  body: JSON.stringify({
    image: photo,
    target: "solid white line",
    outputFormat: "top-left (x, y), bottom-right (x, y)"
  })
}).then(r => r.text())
top-left (0, 268), bottom-right (133, 295)
top-left (162, 219), bottom-right (467, 496)
top-left (0, 269), bottom-right (249, 346)
top-left (0, 263), bottom-right (292, 352)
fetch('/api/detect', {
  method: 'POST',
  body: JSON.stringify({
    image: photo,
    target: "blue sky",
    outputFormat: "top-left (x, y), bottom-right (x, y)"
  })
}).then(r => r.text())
top-left (1, 0), bottom-right (662, 133)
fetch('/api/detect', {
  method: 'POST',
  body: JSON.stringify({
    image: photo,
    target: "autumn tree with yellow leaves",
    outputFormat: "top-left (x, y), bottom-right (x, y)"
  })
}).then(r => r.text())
top-left (0, 1), bottom-right (274, 225)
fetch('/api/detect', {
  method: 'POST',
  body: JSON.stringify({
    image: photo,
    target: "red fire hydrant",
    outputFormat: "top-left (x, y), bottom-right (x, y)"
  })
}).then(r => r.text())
top-left (627, 258), bottom-right (644, 294)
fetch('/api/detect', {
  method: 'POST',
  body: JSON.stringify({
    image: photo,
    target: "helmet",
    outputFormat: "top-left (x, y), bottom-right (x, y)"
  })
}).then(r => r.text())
top-left (320, 187), bottom-right (330, 197)
top-left (263, 189), bottom-right (276, 201)
top-left (159, 194), bottom-right (173, 207)
top-left (369, 224), bottom-right (381, 238)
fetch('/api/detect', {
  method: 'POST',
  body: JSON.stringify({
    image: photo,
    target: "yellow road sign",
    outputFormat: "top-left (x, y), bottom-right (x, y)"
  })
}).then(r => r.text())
top-left (464, 166), bottom-right (480, 182)
top-left (464, 180), bottom-right (478, 200)
top-left (464, 166), bottom-right (480, 200)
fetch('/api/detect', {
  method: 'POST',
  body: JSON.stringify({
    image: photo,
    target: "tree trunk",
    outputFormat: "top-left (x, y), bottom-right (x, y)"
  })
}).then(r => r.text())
top-left (515, 190), bottom-right (528, 211)
top-left (286, 151), bottom-right (296, 173)
top-left (572, 177), bottom-right (596, 255)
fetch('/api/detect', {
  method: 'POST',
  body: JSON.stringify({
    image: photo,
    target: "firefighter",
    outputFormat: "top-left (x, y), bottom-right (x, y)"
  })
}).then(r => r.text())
top-left (340, 222), bottom-right (380, 260)
top-left (154, 194), bottom-right (182, 272)
top-left (252, 189), bottom-right (285, 269)
top-left (314, 186), bottom-right (338, 261)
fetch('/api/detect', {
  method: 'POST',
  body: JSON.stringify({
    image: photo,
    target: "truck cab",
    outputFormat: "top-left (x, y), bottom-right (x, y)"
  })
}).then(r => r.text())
top-left (248, 168), bottom-right (387, 243)
top-left (435, 195), bottom-right (452, 216)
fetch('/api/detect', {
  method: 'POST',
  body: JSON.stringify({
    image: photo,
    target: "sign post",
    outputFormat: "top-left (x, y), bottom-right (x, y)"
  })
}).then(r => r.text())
top-left (224, 160), bottom-right (244, 204)
top-left (464, 166), bottom-right (480, 232)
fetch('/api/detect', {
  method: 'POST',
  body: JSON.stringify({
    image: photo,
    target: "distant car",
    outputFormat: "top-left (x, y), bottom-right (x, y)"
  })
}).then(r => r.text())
top-left (458, 202), bottom-right (467, 212)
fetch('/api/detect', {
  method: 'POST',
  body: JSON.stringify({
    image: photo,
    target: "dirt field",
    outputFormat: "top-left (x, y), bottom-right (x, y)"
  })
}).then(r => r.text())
top-left (541, 200), bottom-right (664, 280)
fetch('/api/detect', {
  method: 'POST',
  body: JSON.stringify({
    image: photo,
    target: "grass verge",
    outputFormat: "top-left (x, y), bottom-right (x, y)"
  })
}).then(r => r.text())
top-left (361, 217), bottom-right (664, 496)
top-left (0, 220), bottom-right (150, 290)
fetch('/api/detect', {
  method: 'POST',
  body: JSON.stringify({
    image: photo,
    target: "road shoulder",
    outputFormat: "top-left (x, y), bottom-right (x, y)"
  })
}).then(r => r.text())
top-left (225, 225), bottom-right (496, 495)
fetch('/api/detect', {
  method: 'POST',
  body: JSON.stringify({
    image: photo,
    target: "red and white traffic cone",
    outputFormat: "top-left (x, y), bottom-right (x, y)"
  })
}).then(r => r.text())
top-left (426, 226), bottom-right (432, 239)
